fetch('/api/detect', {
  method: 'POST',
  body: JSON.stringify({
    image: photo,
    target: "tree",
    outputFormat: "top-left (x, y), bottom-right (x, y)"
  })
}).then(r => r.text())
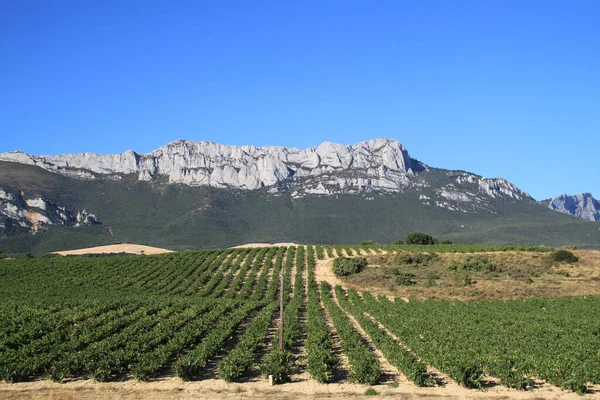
top-left (332, 257), bottom-right (367, 277)
top-left (406, 232), bottom-right (436, 245)
top-left (549, 250), bottom-right (578, 263)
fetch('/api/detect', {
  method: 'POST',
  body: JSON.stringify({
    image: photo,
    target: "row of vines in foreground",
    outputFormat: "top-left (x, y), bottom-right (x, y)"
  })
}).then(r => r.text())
top-left (351, 291), bottom-right (600, 394)
top-left (0, 245), bottom-right (598, 395)
top-left (0, 247), bottom-right (285, 382)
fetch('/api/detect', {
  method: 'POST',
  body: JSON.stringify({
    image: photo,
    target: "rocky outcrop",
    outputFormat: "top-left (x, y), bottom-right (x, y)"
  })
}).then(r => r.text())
top-left (547, 193), bottom-right (600, 222)
top-left (0, 138), bottom-right (533, 205)
top-left (0, 138), bottom-right (422, 193)
top-left (0, 188), bottom-right (100, 234)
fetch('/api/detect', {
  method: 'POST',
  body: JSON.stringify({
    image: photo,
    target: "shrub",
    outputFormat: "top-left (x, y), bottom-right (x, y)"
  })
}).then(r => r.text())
top-left (394, 252), bottom-right (439, 266)
top-left (360, 240), bottom-right (375, 246)
top-left (453, 273), bottom-right (473, 286)
top-left (424, 272), bottom-right (438, 287)
top-left (446, 256), bottom-right (500, 273)
top-left (0, 252), bottom-right (6, 260)
top-left (332, 257), bottom-right (367, 277)
top-left (395, 272), bottom-right (416, 286)
top-left (549, 250), bottom-right (578, 263)
top-left (394, 240), bottom-right (404, 245)
top-left (440, 240), bottom-right (453, 245)
top-left (260, 350), bottom-right (293, 384)
top-left (364, 387), bottom-right (379, 396)
top-left (406, 232), bottom-right (436, 245)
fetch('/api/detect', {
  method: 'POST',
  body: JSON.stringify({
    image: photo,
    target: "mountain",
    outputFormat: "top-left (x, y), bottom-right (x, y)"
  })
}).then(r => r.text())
top-left (0, 138), bottom-right (528, 201)
top-left (542, 193), bottom-right (600, 222)
top-left (0, 187), bottom-right (99, 236)
top-left (0, 138), bottom-right (599, 253)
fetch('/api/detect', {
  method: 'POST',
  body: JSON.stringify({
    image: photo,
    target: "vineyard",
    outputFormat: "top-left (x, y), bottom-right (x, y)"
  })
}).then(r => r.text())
top-left (0, 244), bottom-right (599, 398)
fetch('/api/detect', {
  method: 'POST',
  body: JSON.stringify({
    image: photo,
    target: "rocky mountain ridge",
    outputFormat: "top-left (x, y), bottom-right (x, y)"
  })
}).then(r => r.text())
top-left (546, 193), bottom-right (600, 222)
top-left (0, 188), bottom-right (99, 235)
top-left (0, 138), bottom-right (530, 206)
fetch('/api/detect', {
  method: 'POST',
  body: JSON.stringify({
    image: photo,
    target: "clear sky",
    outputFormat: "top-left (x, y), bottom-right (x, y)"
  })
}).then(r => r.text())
top-left (1, 1), bottom-right (598, 200)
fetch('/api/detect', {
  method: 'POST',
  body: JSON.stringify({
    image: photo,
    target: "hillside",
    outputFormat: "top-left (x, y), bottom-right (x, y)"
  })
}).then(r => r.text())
top-left (1, 158), bottom-right (599, 254)
top-left (1, 138), bottom-right (599, 254)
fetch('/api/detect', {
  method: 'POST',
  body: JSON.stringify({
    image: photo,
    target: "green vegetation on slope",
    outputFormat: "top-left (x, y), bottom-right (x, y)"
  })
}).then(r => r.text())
top-left (1, 161), bottom-right (600, 255)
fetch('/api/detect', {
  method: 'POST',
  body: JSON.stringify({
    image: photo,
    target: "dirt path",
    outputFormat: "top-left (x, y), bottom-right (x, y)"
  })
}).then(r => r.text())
top-left (314, 258), bottom-right (342, 288)
top-left (1, 376), bottom-right (594, 400)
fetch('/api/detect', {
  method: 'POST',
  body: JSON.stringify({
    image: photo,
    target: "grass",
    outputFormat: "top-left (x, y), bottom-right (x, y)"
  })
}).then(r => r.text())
top-left (342, 249), bottom-right (600, 301)
top-left (364, 387), bottom-right (379, 396)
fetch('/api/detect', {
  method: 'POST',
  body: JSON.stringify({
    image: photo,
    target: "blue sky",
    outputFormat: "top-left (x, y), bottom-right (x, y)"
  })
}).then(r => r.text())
top-left (1, 1), bottom-right (598, 200)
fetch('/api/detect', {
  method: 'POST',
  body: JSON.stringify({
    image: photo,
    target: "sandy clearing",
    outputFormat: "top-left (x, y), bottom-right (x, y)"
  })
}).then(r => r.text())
top-left (230, 242), bottom-right (302, 249)
top-left (53, 244), bottom-right (174, 256)
top-left (315, 258), bottom-right (343, 288)
top-left (0, 376), bottom-right (594, 400)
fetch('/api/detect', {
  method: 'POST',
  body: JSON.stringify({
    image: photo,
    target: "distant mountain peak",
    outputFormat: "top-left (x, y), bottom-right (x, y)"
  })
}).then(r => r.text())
top-left (547, 193), bottom-right (600, 222)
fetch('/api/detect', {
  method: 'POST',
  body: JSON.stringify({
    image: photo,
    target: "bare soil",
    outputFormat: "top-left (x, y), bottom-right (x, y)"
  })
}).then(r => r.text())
top-left (53, 244), bottom-right (174, 256)
top-left (1, 377), bottom-right (594, 400)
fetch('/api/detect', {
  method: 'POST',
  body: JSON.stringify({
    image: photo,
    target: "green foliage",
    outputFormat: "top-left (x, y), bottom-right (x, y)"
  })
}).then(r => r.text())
top-left (260, 350), bottom-right (293, 384)
top-left (0, 251), bottom-right (6, 259)
top-left (394, 252), bottom-right (439, 266)
top-left (360, 293), bottom-right (600, 393)
top-left (406, 232), bottom-right (436, 245)
top-left (0, 244), bottom-right (598, 393)
top-left (217, 302), bottom-right (278, 382)
top-left (305, 247), bottom-right (337, 383)
top-left (554, 269), bottom-right (570, 277)
top-left (259, 247), bottom-right (305, 384)
top-left (446, 256), bottom-right (500, 274)
top-left (423, 272), bottom-right (438, 287)
top-left (1, 161), bottom-right (599, 255)
top-left (360, 240), bottom-right (375, 246)
top-left (549, 250), bottom-right (579, 263)
top-left (332, 257), bottom-right (367, 277)
top-left (338, 288), bottom-right (434, 387)
top-left (453, 273), bottom-right (474, 286)
top-left (440, 240), bottom-right (453, 245)
top-left (364, 387), bottom-right (379, 396)
top-left (395, 272), bottom-right (416, 286)
top-left (394, 240), bottom-right (404, 245)
top-left (321, 282), bottom-right (381, 385)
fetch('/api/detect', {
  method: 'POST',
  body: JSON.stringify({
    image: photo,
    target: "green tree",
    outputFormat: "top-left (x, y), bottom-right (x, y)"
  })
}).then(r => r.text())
top-left (332, 257), bottom-right (367, 277)
top-left (406, 232), bottom-right (436, 245)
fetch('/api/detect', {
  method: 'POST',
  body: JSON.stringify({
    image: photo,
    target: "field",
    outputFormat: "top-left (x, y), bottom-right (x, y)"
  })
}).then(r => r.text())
top-left (1, 244), bottom-right (599, 399)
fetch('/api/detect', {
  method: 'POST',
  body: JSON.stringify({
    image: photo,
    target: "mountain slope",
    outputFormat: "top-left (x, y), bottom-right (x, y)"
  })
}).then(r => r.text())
top-left (0, 139), bottom-right (599, 253)
top-left (0, 164), bottom-right (598, 254)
